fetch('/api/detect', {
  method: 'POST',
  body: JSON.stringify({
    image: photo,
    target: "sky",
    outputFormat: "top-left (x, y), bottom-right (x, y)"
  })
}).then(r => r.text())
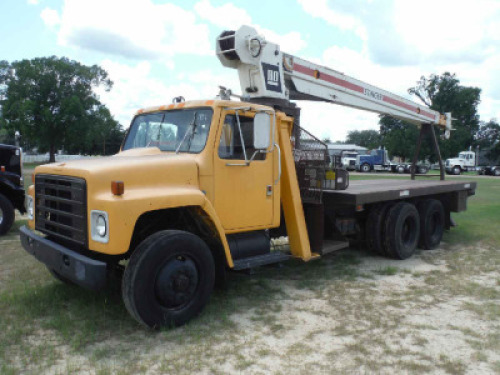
top-left (1, 0), bottom-right (499, 142)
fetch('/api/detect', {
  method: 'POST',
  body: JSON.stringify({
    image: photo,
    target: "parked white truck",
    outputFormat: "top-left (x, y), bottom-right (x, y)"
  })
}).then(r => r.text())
top-left (445, 151), bottom-right (477, 175)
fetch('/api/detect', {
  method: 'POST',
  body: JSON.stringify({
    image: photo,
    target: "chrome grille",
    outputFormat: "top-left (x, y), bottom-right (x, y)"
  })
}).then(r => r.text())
top-left (35, 175), bottom-right (87, 246)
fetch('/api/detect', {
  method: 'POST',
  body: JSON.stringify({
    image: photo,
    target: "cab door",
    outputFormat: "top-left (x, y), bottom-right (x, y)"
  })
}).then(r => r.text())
top-left (213, 110), bottom-right (275, 231)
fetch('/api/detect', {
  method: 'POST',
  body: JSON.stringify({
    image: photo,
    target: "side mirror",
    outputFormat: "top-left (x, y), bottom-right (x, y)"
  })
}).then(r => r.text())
top-left (253, 112), bottom-right (271, 150)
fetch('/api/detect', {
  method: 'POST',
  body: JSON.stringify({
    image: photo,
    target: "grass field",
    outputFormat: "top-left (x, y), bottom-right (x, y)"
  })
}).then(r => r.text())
top-left (0, 174), bottom-right (499, 374)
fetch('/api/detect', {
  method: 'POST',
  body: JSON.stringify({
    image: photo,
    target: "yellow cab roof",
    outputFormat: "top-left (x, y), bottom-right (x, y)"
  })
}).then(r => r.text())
top-left (135, 100), bottom-right (273, 116)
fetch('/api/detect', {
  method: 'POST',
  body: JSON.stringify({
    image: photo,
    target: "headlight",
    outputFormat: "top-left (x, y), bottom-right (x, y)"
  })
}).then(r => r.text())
top-left (96, 215), bottom-right (107, 237)
top-left (90, 210), bottom-right (109, 243)
top-left (26, 196), bottom-right (34, 220)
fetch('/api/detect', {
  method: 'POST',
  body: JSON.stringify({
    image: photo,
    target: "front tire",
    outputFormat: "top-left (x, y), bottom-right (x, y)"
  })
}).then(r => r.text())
top-left (361, 164), bottom-right (371, 173)
top-left (453, 166), bottom-right (461, 175)
top-left (122, 230), bottom-right (215, 329)
top-left (0, 193), bottom-right (15, 235)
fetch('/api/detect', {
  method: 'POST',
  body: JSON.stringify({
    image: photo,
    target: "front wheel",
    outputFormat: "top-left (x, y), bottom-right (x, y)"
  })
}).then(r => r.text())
top-left (453, 166), bottom-right (461, 175)
top-left (122, 230), bottom-right (215, 329)
top-left (0, 193), bottom-right (15, 235)
top-left (361, 164), bottom-right (371, 173)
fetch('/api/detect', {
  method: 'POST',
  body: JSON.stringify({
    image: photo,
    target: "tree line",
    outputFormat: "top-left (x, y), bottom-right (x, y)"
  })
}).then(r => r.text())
top-left (0, 57), bottom-right (125, 162)
top-left (0, 56), bottom-right (497, 164)
top-left (341, 73), bottom-right (498, 162)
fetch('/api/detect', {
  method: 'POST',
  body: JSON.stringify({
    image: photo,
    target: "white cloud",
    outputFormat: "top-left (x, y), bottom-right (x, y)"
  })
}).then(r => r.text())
top-left (298, 0), bottom-right (500, 65)
top-left (297, 0), bottom-right (500, 128)
top-left (96, 60), bottom-right (239, 127)
top-left (40, 8), bottom-right (60, 27)
top-left (48, 0), bottom-right (211, 60)
top-left (194, 0), bottom-right (307, 54)
top-left (28, 0), bottom-right (40, 5)
top-left (194, 0), bottom-right (252, 29)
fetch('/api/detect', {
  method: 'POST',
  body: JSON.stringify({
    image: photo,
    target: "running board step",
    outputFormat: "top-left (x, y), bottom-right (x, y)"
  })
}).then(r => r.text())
top-left (232, 252), bottom-right (291, 271)
top-left (321, 240), bottom-right (349, 255)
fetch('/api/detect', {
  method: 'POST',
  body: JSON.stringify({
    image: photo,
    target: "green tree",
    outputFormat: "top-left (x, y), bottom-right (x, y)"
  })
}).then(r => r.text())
top-left (0, 56), bottom-right (115, 161)
top-left (408, 72), bottom-right (481, 159)
top-left (475, 119), bottom-right (500, 160)
top-left (346, 129), bottom-right (381, 149)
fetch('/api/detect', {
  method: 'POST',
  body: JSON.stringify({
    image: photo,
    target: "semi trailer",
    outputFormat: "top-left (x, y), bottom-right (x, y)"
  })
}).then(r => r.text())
top-left (20, 26), bottom-right (475, 328)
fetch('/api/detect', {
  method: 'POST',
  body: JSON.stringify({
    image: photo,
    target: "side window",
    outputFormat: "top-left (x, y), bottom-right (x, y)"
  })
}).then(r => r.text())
top-left (218, 114), bottom-right (266, 160)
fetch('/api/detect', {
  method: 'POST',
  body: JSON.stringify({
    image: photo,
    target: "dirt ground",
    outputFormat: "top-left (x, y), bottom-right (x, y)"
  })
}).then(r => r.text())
top-left (1, 229), bottom-right (499, 374)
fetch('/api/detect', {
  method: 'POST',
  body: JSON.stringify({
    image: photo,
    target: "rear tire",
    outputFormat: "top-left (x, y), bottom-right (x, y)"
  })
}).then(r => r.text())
top-left (122, 230), bottom-right (215, 329)
top-left (418, 199), bottom-right (445, 250)
top-left (397, 165), bottom-right (405, 174)
top-left (0, 193), bottom-right (15, 235)
top-left (366, 203), bottom-right (393, 256)
top-left (384, 202), bottom-right (420, 260)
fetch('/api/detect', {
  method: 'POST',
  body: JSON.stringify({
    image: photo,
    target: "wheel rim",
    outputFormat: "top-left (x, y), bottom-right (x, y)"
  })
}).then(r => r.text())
top-left (0, 207), bottom-right (3, 225)
top-left (155, 255), bottom-right (199, 309)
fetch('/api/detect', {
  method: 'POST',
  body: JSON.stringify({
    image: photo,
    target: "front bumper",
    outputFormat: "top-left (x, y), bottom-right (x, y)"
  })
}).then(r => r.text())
top-left (20, 226), bottom-right (107, 290)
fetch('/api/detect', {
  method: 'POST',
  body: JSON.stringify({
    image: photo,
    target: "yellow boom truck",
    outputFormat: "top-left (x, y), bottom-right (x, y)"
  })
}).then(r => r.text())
top-left (20, 26), bottom-right (476, 328)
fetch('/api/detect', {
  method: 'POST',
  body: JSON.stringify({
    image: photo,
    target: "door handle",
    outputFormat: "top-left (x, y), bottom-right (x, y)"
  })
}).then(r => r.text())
top-left (274, 143), bottom-right (281, 185)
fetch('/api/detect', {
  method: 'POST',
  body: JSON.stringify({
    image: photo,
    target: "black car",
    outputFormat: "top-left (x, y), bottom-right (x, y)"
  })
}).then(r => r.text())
top-left (0, 144), bottom-right (26, 234)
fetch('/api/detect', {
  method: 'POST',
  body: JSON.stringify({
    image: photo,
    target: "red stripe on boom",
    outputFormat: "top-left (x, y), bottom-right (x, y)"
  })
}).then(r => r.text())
top-left (293, 63), bottom-right (435, 120)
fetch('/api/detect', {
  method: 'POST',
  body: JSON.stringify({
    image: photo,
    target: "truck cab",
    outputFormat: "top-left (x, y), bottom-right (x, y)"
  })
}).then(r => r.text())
top-left (340, 151), bottom-right (358, 171)
top-left (356, 149), bottom-right (391, 172)
top-left (21, 100), bottom-right (297, 327)
top-left (445, 151), bottom-right (476, 175)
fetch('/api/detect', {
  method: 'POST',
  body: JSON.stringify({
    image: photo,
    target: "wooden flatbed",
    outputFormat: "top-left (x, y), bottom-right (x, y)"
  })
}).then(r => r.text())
top-left (323, 179), bottom-right (477, 209)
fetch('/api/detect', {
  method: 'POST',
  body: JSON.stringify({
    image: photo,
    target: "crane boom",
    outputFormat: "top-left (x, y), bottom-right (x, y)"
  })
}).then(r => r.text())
top-left (217, 25), bottom-right (452, 138)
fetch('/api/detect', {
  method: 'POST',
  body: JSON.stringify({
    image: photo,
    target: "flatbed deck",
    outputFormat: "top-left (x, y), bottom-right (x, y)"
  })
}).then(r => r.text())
top-left (323, 179), bottom-right (477, 207)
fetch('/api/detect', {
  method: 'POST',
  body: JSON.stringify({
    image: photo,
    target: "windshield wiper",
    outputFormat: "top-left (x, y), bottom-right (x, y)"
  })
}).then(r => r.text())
top-left (175, 111), bottom-right (197, 154)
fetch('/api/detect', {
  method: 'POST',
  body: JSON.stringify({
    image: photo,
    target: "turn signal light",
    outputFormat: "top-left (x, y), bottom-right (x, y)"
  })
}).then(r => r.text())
top-left (111, 181), bottom-right (124, 196)
top-left (0, 166), bottom-right (5, 172)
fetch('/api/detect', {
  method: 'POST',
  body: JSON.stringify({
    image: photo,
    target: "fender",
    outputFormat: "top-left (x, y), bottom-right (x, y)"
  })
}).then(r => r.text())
top-left (89, 187), bottom-right (234, 267)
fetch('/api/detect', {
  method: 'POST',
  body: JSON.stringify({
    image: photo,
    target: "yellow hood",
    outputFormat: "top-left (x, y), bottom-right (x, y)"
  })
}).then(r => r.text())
top-left (34, 148), bottom-right (200, 193)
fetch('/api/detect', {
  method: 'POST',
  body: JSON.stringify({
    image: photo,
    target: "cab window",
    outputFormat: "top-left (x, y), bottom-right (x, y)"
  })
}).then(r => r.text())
top-left (218, 114), bottom-right (266, 161)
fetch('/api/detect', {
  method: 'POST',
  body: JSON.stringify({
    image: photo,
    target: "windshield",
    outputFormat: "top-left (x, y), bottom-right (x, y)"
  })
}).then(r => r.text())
top-left (122, 108), bottom-right (213, 153)
top-left (458, 152), bottom-right (467, 159)
top-left (344, 153), bottom-right (357, 158)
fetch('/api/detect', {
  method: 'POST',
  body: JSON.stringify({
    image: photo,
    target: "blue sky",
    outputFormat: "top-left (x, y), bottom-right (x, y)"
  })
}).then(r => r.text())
top-left (1, 0), bottom-right (499, 141)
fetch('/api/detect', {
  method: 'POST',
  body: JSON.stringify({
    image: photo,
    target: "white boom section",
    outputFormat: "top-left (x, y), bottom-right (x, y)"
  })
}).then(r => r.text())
top-left (217, 25), bottom-right (452, 138)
